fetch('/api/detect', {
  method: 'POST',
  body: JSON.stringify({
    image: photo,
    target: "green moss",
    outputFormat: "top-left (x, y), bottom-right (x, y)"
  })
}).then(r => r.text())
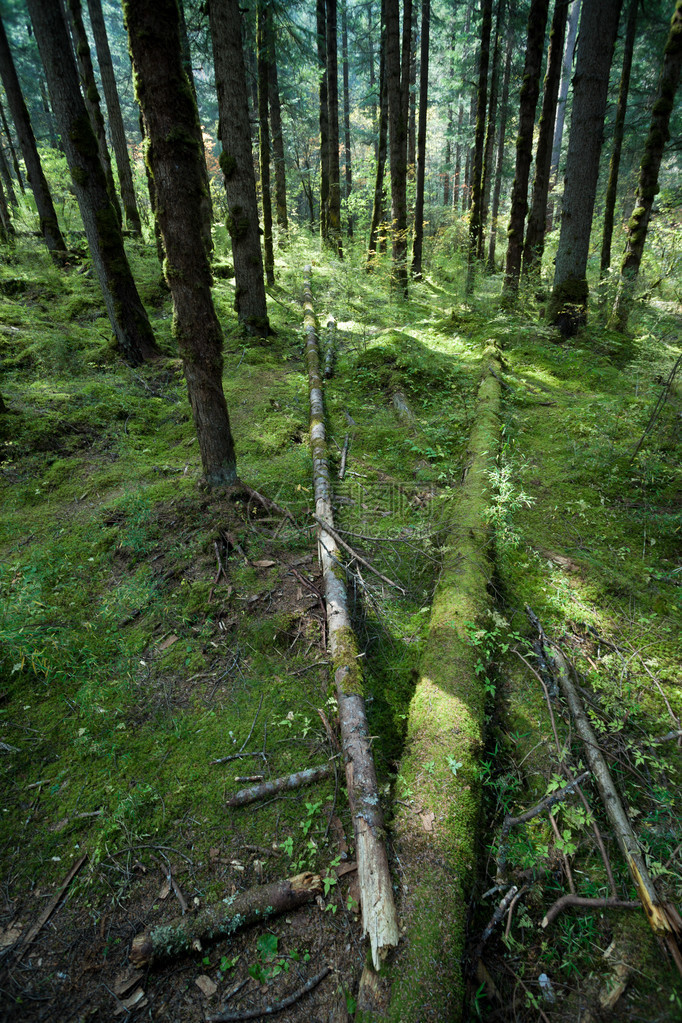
top-left (68, 113), bottom-right (99, 161)
top-left (219, 151), bottom-right (237, 178)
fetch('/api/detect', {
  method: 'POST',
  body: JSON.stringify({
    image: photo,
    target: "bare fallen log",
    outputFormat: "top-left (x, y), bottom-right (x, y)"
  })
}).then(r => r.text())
top-left (324, 315), bottom-right (336, 379)
top-left (226, 764), bottom-right (333, 807)
top-left (303, 265), bottom-right (398, 970)
top-left (130, 872), bottom-right (322, 968)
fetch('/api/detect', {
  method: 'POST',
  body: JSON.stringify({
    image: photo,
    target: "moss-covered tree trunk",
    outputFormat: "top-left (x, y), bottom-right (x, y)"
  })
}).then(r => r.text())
top-left (86, 0), bottom-right (142, 237)
top-left (466, 0), bottom-right (493, 294)
top-left (177, 0), bottom-right (213, 258)
top-left (487, 36), bottom-right (513, 270)
top-left (0, 134), bottom-right (16, 207)
top-left (267, 31), bottom-right (288, 238)
top-left (611, 0), bottom-right (682, 331)
top-left (411, 0), bottom-right (430, 279)
top-left (65, 0), bottom-right (121, 225)
top-left (367, 0), bottom-right (388, 269)
top-left (386, 0), bottom-right (409, 295)
top-left (326, 0), bottom-right (343, 257)
top-left (256, 0), bottom-right (275, 286)
top-left (502, 0), bottom-right (550, 298)
top-left (341, 0), bottom-right (353, 238)
top-left (0, 17), bottom-right (65, 255)
top-left (0, 97), bottom-right (24, 194)
top-left (547, 0), bottom-right (622, 335)
top-left (209, 0), bottom-right (270, 336)
top-left (547, 0), bottom-right (581, 230)
top-left (600, 0), bottom-right (639, 277)
top-left (0, 169), bottom-right (13, 241)
top-left (478, 0), bottom-right (504, 261)
top-left (124, 0), bottom-right (237, 486)
top-left (522, 0), bottom-right (570, 277)
top-left (27, 0), bottom-right (159, 366)
top-left (317, 0), bottom-right (329, 243)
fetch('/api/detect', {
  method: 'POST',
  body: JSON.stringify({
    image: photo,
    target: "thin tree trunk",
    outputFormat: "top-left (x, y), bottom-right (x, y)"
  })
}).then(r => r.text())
top-left (487, 35), bottom-right (513, 270)
top-left (411, 0), bottom-right (430, 278)
top-left (210, 0), bottom-right (270, 336)
top-left (177, 0), bottom-right (213, 256)
top-left (317, 0), bottom-right (329, 243)
top-left (342, 0), bottom-right (353, 238)
top-left (38, 77), bottom-right (58, 149)
top-left (600, 0), bottom-right (638, 277)
top-left (0, 17), bottom-right (65, 254)
top-left (0, 171), bottom-right (13, 240)
top-left (453, 97), bottom-right (463, 210)
top-left (386, 0), bottom-right (410, 295)
top-left (407, 3), bottom-right (417, 178)
top-left (611, 0), bottom-right (682, 332)
top-left (0, 97), bottom-right (24, 192)
top-left (326, 0), bottom-right (343, 256)
top-left (0, 136), bottom-right (16, 206)
top-left (443, 112), bottom-right (451, 208)
top-left (547, 0), bottom-right (581, 229)
top-left (124, 0), bottom-right (238, 484)
top-left (367, 0), bottom-right (388, 269)
top-left (466, 0), bottom-right (493, 293)
top-left (522, 0), bottom-right (571, 277)
top-left (257, 0), bottom-right (274, 285)
top-left (547, 0), bottom-right (623, 335)
top-left (478, 0), bottom-right (504, 260)
top-left (87, 0), bottom-right (142, 236)
top-left (28, 0), bottom-right (159, 366)
top-left (138, 110), bottom-right (164, 266)
top-left (268, 32), bottom-right (288, 238)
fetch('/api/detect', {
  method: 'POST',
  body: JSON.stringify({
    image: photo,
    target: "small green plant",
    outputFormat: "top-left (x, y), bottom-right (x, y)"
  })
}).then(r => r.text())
top-left (447, 755), bottom-right (463, 776)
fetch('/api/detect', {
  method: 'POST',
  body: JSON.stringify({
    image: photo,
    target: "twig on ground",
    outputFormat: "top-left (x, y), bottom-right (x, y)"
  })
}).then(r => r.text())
top-left (211, 751), bottom-right (266, 766)
top-left (238, 694), bottom-right (264, 754)
top-left (207, 966), bottom-right (330, 1022)
top-left (504, 885), bottom-right (528, 939)
top-left (548, 810), bottom-right (576, 894)
top-left (17, 854), bottom-right (87, 958)
top-left (312, 514), bottom-right (405, 593)
top-left (499, 961), bottom-right (551, 1023)
top-left (542, 894), bottom-right (639, 929)
top-left (338, 434), bottom-right (349, 479)
top-left (227, 764), bottom-right (334, 807)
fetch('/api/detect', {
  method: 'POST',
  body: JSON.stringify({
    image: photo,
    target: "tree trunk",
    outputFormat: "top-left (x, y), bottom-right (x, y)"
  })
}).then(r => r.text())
top-left (137, 110), bottom-right (164, 266)
top-left (411, 0), bottom-right (430, 278)
top-left (124, 0), bottom-right (238, 485)
top-left (547, 0), bottom-right (623, 334)
top-left (367, 0), bottom-right (388, 269)
top-left (547, 0), bottom-right (581, 229)
top-left (38, 76), bottom-right (58, 149)
top-left (600, 0), bottom-right (638, 277)
top-left (386, 0), bottom-right (409, 295)
top-left (487, 35), bottom-right (513, 270)
top-left (28, 0), bottom-right (159, 366)
top-left (65, 0), bottom-right (121, 224)
top-left (326, 0), bottom-right (343, 256)
top-left (256, 0), bottom-right (275, 286)
top-left (453, 97), bottom-right (464, 210)
top-left (177, 0), bottom-right (213, 257)
top-left (87, 0), bottom-right (142, 236)
top-left (0, 134), bottom-right (16, 206)
top-left (478, 0), bottom-right (504, 260)
top-left (0, 170), bottom-right (13, 240)
top-left (0, 97), bottom-right (24, 193)
top-left (210, 0), bottom-right (270, 336)
top-left (443, 112), bottom-right (451, 208)
top-left (407, 3), bottom-right (417, 178)
top-left (611, 0), bottom-right (682, 331)
top-left (0, 17), bottom-right (65, 254)
top-left (522, 0), bottom-right (571, 277)
top-left (503, 0), bottom-right (550, 297)
top-left (341, 0), bottom-right (353, 238)
top-left (268, 32), bottom-right (288, 238)
top-left (466, 0), bottom-right (493, 294)
top-left (317, 0), bottom-right (329, 243)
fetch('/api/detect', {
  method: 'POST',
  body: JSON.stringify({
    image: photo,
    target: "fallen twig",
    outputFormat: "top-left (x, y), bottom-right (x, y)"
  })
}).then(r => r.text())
top-left (542, 894), bottom-right (639, 929)
top-left (207, 965), bottom-right (330, 1022)
top-left (227, 764), bottom-right (333, 807)
top-left (17, 854), bottom-right (87, 958)
top-left (312, 514), bottom-right (406, 594)
top-left (211, 751), bottom-right (266, 766)
top-left (338, 433), bottom-right (350, 479)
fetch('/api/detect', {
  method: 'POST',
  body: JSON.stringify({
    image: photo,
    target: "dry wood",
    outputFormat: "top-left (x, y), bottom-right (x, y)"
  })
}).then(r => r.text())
top-left (17, 853), bottom-right (87, 958)
top-left (338, 433), bottom-right (350, 479)
top-left (207, 965), bottom-right (330, 1022)
top-left (324, 315), bottom-right (336, 379)
top-left (303, 265), bottom-right (399, 969)
top-left (542, 894), bottom-right (639, 929)
top-left (226, 764), bottom-right (333, 807)
top-left (312, 513), bottom-right (405, 593)
top-left (130, 872), bottom-right (322, 968)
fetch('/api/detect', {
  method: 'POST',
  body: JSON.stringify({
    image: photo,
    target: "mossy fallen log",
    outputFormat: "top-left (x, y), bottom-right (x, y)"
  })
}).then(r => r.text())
top-left (386, 346), bottom-right (503, 1023)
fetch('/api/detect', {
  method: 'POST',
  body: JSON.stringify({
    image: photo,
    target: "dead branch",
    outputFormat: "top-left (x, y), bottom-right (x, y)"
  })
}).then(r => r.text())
top-left (227, 764), bottom-right (333, 807)
top-left (312, 513), bottom-right (406, 593)
top-left (17, 854), bottom-right (87, 959)
top-left (130, 872), bottom-right (322, 968)
top-left (338, 433), bottom-right (350, 479)
top-left (324, 315), bottom-right (335, 379)
top-left (542, 894), bottom-right (639, 929)
top-left (207, 965), bottom-right (330, 1022)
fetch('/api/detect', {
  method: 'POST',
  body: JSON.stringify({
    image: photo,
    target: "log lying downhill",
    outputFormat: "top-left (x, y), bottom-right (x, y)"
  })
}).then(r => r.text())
top-left (303, 265), bottom-right (399, 970)
top-left (130, 873), bottom-right (322, 968)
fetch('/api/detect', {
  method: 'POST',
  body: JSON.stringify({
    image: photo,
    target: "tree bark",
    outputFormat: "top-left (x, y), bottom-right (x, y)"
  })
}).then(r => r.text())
top-left (453, 97), bottom-right (464, 210)
top-left (0, 17), bottom-right (65, 254)
top-left (124, 0), bottom-right (238, 483)
top-left (611, 0), bottom-right (682, 331)
top-left (547, 0), bottom-right (581, 228)
top-left (547, 0), bottom-right (623, 334)
top-left (466, 0), bottom-right (493, 294)
top-left (0, 131), bottom-right (16, 207)
top-left (268, 31), bottom-right (288, 237)
top-left (478, 0), bottom-right (504, 260)
top-left (503, 0), bottom-right (550, 297)
top-left (487, 35), bottom-right (513, 269)
top-left (386, 0), bottom-right (410, 295)
top-left (256, 0), bottom-right (275, 285)
top-left (326, 0), bottom-right (343, 256)
top-left (209, 0), bottom-right (270, 336)
top-left (522, 0), bottom-right (571, 276)
top-left (317, 0), bottom-right (329, 243)
top-left (87, 0), bottom-right (142, 236)
top-left (28, 0), bottom-right (159, 366)
top-left (177, 0), bottom-right (213, 257)
top-left (407, 3), bottom-right (417, 178)
top-left (600, 0), bottom-right (638, 277)
top-left (411, 0), bottom-right (430, 278)
top-left (0, 96), bottom-right (24, 193)
top-left (341, 0), bottom-right (353, 238)
top-left (0, 170), bottom-right (13, 240)
top-left (367, 0), bottom-right (388, 269)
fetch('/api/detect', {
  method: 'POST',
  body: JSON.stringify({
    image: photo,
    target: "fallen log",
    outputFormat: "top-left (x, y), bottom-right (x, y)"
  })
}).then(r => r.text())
top-left (226, 764), bottom-right (333, 807)
top-left (303, 265), bottom-right (399, 970)
top-left (130, 872), bottom-right (322, 968)
top-left (324, 315), bottom-right (336, 379)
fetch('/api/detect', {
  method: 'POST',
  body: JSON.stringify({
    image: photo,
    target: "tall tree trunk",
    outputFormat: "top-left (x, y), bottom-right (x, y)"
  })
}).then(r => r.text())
top-left (0, 97), bottom-right (24, 192)
top-left (209, 0), bottom-right (270, 336)
top-left (503, 0), bottom-right (550, 297)
top-left (268, 31), bottom-right (288, 238)
top-left (443, 110), bottom-right (451, 208)
top-left (453, 97), bottom-right (463, 210)
top-left (256, 0), bottom-right (274, 285)
top-left (487, 36), bottom-right (513, 270)
top-left (407, 3), bottom-right (417, 178)
top-left (386, 0), bottom-right (410, 295)
top-left (0, 17), bottom-right (65, 254)
top-left (600, 0), bottom-right (638, 277)
top-left (411, 0), bottom-right (429, 278)
top-left (478, 0), bottom-right (504, 260)
top-left (65, 0), bottom-right (121, 224)
top-left (317, 0), bottom-right (329, 243)
top-left (38, 77), bottom-right (58, 149)
top-left (28, 0), bottom-right (159, 365)
top-left (611, 0), bottom-right (682, 331)
top-left (0, 135), bottom-right (16, 206)
top-left (87, 0), bottom-right (142, 236)
top-left (522, 0), bottom-right (571, 277)
top-left (547, 0), bottom-right (623, 335)
top-left (124, 0), bottom-right (237, 486)
top-left (0, 170), bottom-right (13, 240)
top-left (367, 0), bottom-right (388, 269)
top-left (547, 0), bottom-right (581, 229)
top-left (341, 0), bottom-right (353, 238)
top-left (466, 0), bottom-right (493, 294)
top-left (326, 0), bottom-right (343, 256)
top-left (138, 110), bottom-right (164, 265)
top-left (177, 0), bottom-right (213, 256)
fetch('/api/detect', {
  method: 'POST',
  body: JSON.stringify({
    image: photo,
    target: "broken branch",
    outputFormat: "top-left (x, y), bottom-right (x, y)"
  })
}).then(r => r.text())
top-left (312, 513), bottom-right (405, 593)
top-left (227, 764), bottom-right (333, 807)
top-left (542, 894), bottom-right (639, 929)
top-left (207, 965), bottom-right (330, 1022)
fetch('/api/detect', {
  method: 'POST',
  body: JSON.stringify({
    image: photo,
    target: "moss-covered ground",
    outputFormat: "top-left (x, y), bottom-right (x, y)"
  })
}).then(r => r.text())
top-left (1, 224), bottom-right (681, 1022)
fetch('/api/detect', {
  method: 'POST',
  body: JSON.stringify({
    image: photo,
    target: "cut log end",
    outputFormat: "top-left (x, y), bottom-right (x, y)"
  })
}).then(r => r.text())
top-left (130, 933), bottom-right (155, 969)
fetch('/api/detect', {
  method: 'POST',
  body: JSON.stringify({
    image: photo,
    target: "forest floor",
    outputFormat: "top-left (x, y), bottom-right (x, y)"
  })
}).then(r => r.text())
top-left (1, 229), bottom-right (681, 1022)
